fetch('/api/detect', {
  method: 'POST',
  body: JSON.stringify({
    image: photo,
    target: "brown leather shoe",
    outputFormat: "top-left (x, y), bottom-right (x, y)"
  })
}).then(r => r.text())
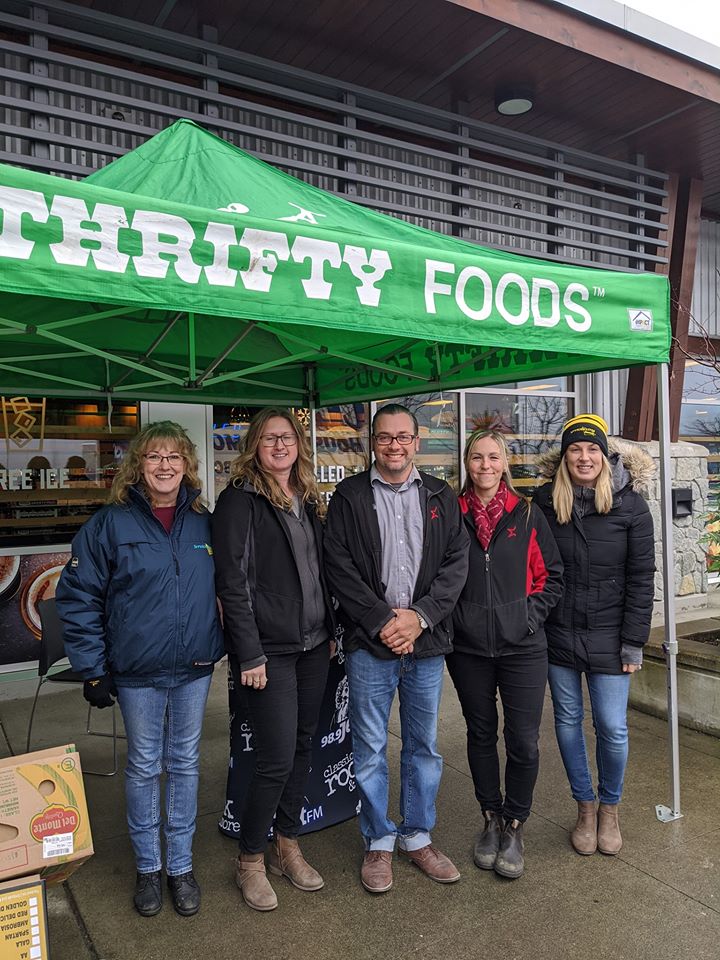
top-left (571, 801), bottom-right (598, 855)
top-left (235, 853), bottom-right (278, 911)
top-left (400, 844), bottom-right (460, 883)
top-left (268, 834), bottom-right (324, 891)
top-left (361, 850), bottom-right (393, 893)
top-left (597, 803), bottom-right (622, 855)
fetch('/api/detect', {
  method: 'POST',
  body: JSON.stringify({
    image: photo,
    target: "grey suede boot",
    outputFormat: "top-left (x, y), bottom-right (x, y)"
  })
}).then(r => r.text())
top-left (494, 819), bottom-right (524, 879)
top-left (473, 811), bottom-right (503, 870)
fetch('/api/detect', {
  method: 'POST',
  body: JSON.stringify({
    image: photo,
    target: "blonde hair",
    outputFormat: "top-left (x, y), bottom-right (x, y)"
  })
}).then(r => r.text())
top-left (110, 420), bottom-right (204, 511)
top-left (461, 429), bottom-right (520, 498)
top-left (229, 407), bottom-right (324, 515)
top-left (551, 453), bottom-right (613, 524)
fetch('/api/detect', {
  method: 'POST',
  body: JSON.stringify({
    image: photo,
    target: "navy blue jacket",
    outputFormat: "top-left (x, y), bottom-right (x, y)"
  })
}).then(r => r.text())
top-left (56, 485), bottom-right (224, 687)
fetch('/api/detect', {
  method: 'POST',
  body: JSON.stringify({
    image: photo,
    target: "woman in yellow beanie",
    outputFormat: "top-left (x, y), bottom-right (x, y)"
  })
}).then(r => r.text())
top-left (534, 414), bottom-right (655, 857)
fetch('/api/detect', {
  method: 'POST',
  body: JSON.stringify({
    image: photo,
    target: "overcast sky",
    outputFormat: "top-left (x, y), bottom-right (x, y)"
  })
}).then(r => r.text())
top-left (621, 0), bottom-right (720, 47)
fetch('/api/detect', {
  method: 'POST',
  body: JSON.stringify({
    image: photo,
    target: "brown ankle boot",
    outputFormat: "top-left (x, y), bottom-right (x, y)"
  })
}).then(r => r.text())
top-left (570, 801), bottom-right (597, 855)
top-left (235, 852), bottom-right (278, 911)
top-left (597, 803), bottom-right (622, 855)
top-left (268, 834), bottom-right (324, 891)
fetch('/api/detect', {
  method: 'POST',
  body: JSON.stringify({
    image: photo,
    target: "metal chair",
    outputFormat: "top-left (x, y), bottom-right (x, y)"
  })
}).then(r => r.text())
top-left (26, 597), bottom-right (123, 776)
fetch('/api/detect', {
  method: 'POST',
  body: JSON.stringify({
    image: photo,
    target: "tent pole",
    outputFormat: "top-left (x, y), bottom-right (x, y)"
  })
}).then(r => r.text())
top-left (655, 362), bottom-right (682, 823)
top-left (306, 364), bottom-right (318, 473)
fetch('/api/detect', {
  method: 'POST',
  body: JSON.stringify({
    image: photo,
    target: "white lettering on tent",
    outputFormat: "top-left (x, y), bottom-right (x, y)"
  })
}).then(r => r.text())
top-left (48, 197), bottom-right (130, 273)
top-left (0, 186), bottom-right (49, 260)
top-left (456, 266), bottom-right (493, 321)
top-left (238, 229), bottom-right (290, 292)
top-left (424, 260), bottom-right (455, 313)
top-left (531, 277), bottom-right (561, 328)
top-left (291, 237), bottom-right (342, 300)
top-left (342, 246), bottom-right (392, 307)
top-left (496, 273), bottom-right (530, 326)
top-left (218, 202), bottom-right (250, 214)
top-left (564, 283), bottom-right (592, 331)
top-left (203, 222), bottom-right (238, 286)
top-left (131, 211), bottom-right (201, 283)
top-left (278, 203), bottom-right (326, 225)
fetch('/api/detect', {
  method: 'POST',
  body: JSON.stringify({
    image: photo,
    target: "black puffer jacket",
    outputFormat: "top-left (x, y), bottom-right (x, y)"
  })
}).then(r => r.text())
top-left (533, 439), bottom-right (656, 675)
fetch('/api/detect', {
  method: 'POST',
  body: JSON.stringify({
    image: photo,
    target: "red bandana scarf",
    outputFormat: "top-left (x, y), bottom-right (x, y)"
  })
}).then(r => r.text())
top-left (465, 481), bottom-right (508, 550)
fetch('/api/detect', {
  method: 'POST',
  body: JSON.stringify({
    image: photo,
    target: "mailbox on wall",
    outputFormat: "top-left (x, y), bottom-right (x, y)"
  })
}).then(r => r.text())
top-left (672, 487), bottom-right (693, 519)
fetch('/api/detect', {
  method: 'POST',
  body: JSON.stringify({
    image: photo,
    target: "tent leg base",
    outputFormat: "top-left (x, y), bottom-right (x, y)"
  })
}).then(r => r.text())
top-left (656, 804), bottom-right (683, 823)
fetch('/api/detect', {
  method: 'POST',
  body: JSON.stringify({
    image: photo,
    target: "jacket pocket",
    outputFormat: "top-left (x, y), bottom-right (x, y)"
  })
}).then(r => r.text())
top-left (495, 598), bottom-right (530, 647)
top-left (591, 578), bottom-right (625, 628)
top-left (452, 598), bottom-right (490, 653)
top-left (255, 590), bottom-right (302, 647)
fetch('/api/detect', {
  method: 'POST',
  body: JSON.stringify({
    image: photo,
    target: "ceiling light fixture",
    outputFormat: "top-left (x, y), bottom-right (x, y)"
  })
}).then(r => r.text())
top-left (495, 85), bottom-right (534, 117)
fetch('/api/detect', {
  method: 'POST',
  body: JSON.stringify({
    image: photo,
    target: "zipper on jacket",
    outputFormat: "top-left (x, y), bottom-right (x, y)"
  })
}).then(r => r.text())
top-left (485, 550), bottom-right (496, 658)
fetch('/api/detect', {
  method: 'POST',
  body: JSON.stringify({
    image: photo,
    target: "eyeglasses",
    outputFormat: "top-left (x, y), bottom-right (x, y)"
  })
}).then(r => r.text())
top-left (373, 433), bottom-right (417, 446)
top-left (259, 433), bottom-right (298, 447)
top-left (143, 453), bottom-right (184, 465)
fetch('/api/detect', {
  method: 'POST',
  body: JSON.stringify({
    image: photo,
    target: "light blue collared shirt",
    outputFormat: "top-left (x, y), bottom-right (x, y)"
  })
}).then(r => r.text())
top-left (370, 463), bottom-right (424, 611)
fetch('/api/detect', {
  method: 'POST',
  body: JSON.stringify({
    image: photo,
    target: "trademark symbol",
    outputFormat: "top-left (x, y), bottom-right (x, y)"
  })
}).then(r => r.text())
top-left (593, 286), bottom-right (606, 297)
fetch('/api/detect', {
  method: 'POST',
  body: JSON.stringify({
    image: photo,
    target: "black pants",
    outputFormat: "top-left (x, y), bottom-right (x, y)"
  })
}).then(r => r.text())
top-left (446, 649), bottom-right (548, 823)
top-left (235, 643), bottom-right (329, 853)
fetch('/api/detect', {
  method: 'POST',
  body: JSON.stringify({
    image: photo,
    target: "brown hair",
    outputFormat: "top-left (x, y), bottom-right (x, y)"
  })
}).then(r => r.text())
top-left (110, 420), bottom-right (204, 511)
top-left (229, 407), bottom-right (324, 515)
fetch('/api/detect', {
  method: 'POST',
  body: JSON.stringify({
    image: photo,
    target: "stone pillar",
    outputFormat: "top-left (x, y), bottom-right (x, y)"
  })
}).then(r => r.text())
top-left (636, 440), bottom-right (710, 612)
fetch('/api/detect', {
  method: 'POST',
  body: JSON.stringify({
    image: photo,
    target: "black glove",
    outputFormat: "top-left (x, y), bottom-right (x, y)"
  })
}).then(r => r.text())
top-left (83, 675), bottom-right (118, 708)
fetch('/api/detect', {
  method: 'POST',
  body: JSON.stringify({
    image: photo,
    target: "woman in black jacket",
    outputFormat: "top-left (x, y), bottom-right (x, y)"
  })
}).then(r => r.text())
top-left (212, 408), bottom-right (333, 912)
top-left (447, 429), bottom-right (563, 880)
top-left (534, 414), bottom-right (655, 858)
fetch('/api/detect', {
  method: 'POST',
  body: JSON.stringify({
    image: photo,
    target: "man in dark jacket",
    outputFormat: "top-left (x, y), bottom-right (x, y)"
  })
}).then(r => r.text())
top-left (324, 404), bottom-right (469, 895)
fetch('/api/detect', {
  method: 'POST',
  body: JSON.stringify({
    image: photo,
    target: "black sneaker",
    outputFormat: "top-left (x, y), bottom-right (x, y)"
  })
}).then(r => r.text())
top-left (167, 870), bottom-right (201, 916)
top-left (134, 871), bottom-right (162, 917)
top-left (494, 820), bottom-right (525, 879)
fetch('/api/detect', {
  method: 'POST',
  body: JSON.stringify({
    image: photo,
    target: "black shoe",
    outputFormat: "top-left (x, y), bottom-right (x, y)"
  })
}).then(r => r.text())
top-left (134, 871), bottom-right (162, 917)
top-left (473, 811), bottom-right (503, 870)
top-left (494, 820), bottom-right (525, 879)
top-left (167, 870), bottom-right (201, 916)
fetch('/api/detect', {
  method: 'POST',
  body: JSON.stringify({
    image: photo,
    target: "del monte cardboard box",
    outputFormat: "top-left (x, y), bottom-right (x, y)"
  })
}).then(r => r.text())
top-left (0, 744), bottom-right (93, 883)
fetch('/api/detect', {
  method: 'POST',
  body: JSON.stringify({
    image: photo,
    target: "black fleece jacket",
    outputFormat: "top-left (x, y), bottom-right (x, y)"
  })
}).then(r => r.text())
top-left (323, 469), bottom-right (469, 660)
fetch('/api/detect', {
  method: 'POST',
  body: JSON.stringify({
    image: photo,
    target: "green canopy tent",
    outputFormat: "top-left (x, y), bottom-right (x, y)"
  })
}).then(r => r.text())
top-left (0, 119), bottom-right (680, 818)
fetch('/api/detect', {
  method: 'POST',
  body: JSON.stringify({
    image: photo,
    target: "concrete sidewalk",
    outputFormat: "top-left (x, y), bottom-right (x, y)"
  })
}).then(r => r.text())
top-left (1, 657), bottom-right (719, 960)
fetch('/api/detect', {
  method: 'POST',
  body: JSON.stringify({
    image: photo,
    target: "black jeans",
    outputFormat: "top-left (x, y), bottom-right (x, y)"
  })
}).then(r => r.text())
top-left (446, 649), bottom-right (548, 823)
top-left (235, 643), bottom-right (329, 853)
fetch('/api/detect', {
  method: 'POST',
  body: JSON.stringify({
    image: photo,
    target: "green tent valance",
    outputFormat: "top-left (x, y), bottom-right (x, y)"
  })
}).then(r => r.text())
top-left (0, 119), bottom-right (669, 405)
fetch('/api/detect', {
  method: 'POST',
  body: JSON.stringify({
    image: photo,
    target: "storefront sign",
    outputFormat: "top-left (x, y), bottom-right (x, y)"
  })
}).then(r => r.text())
top-left (0, 470), bottom-right (69, 491)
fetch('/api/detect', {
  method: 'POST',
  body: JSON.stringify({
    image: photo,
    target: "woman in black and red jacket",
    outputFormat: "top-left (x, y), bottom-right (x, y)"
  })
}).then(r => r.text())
top-left (448, 429), bottom-right (563, 880)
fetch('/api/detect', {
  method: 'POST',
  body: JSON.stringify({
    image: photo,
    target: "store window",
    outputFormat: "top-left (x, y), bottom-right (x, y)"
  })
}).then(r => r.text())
top-left (679, 360), bottom-right (720, 507)
top-left (315, 404), bottom-right (370, 505)
top-left (212, 404), bottom-right (371, 505)
top-left (0, 396), bottom-right (139, 549)
top-left (376, 393), bottom-right (459, 487)
top-left (465, 390), bottom-right (570, 494)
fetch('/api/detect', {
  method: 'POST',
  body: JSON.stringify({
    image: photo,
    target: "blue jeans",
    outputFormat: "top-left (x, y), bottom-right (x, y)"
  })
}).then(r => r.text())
top-left (547, 665), bottom-right (631, 805)
top-left (116, 673), bottom-right (212, 875)
top-left (345, 648), bottom-right (444, 852)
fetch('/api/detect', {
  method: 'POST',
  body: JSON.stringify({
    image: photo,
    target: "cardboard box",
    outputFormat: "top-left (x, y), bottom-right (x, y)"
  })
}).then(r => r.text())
top-left (0, 744), bottom-right (93, 884)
